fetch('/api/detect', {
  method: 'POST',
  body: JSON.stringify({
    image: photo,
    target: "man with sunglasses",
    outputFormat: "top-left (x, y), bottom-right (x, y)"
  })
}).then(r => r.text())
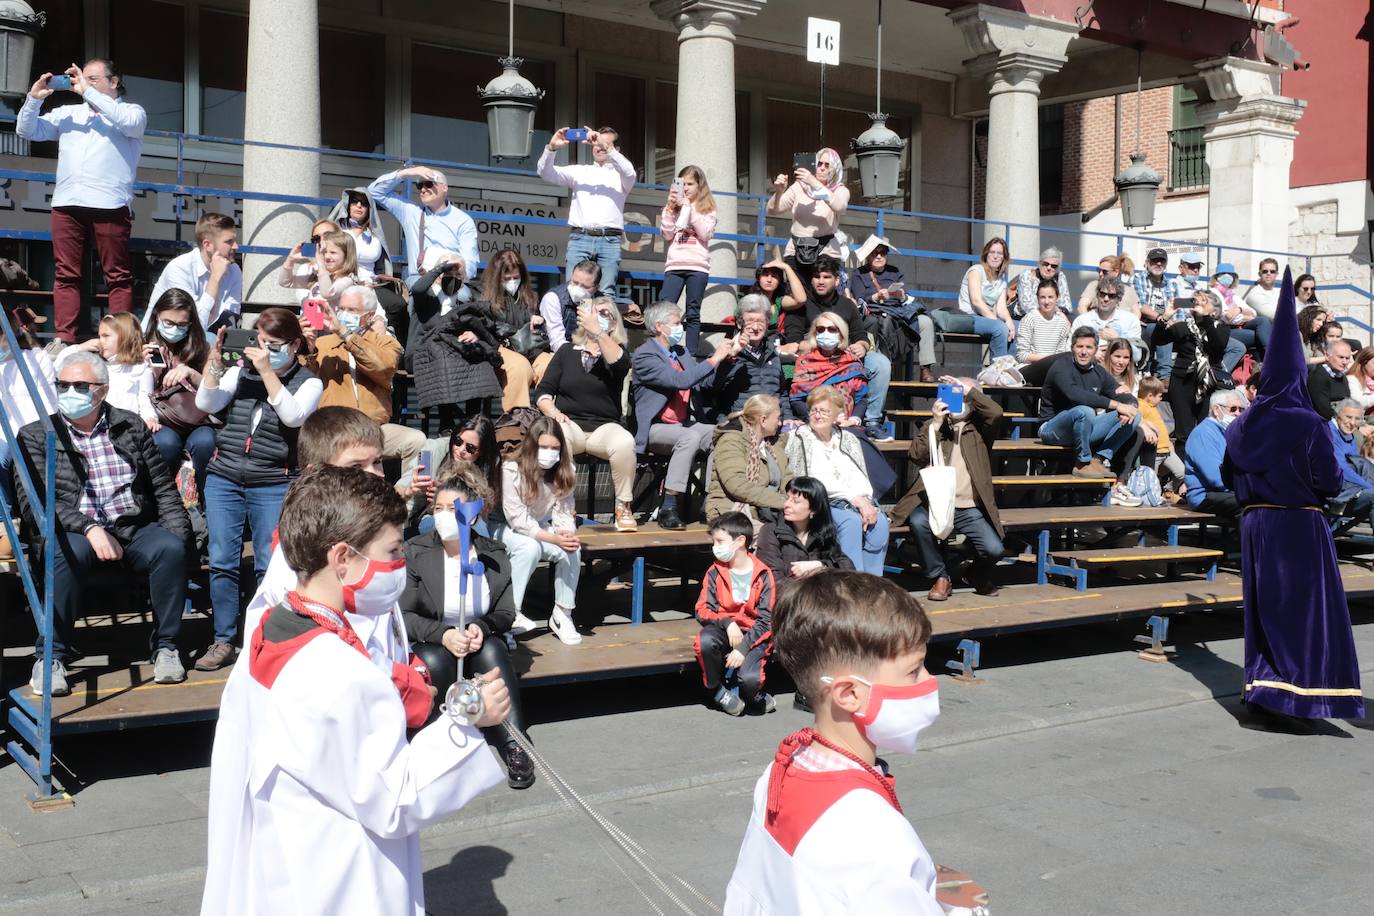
top-left (1014, 247), bottom-right (1072, 319)
top-left (1243, 258), bottom-right (1283, 321)
top-left (367, 166), bottom-right (479, 292)
top-left (14, 350), bottom-right (191, 696)
top-left (1167, 252), bottom-right (1210, 302)
top-left (1070, 276), bottom-right (1146, 365)
top-left (1182, 388), bottom-right (1246, 520)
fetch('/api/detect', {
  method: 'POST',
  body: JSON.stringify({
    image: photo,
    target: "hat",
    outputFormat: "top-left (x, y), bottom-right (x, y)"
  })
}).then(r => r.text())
top-left (1213, 262), bottom-right (1237, 277)
top-left (1146, 247), bottom-right (1168, 262)
top-left (1179, 251), bottom-right (1204, 266)
top-left (855, 234), bottom-right (892, 266)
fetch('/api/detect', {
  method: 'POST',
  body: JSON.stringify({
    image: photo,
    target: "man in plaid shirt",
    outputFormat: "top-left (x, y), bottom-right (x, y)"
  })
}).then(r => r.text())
top-left (15, 350), bottom-right (190, 697)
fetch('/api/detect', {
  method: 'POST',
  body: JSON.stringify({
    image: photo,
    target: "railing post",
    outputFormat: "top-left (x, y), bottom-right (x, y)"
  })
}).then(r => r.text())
top-left (754, 198), bottom-right (766, 268)
top-left (876, 209), bottom-right (886, 240)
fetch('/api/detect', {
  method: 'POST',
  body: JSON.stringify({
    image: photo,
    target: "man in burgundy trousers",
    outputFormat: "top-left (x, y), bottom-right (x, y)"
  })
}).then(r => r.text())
top-left (16, 60), bottom-right (146, 343)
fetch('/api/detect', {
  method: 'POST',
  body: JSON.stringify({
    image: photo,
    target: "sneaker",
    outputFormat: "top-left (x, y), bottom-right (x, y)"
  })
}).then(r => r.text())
top-left (657, 505), bottom-right (685, 530)
top-left (504, 633), bottom-right (518, 653)
top-left (863, 420), bottom-right (895, 442)
top-left (549, 607), bottom-right (583, 646)
top-left (614, 502), bottom-right (638, 533)
top-left (503, 741), bottom-right (536, 790)
top-left (193, 641), bottom-right (237, 671)
top-left (714, 685), bottom-right (746, 716)
top-left (751, 692), bottom-right (778, 715)
top-left (792, 691), bottom-right (814, 714)
top-left (1109, 483), bottom-right (1143, 508)
top-left (0, 522), bottom-right (14, 561)
top-left (1073, 458), bottom-right (1113, 479)
top-left (509, 610), bottom-right (540, 636)
top-left (153, 647), bottom-right (187, 684)
top-left (29, 658), bottom-right (70, 697)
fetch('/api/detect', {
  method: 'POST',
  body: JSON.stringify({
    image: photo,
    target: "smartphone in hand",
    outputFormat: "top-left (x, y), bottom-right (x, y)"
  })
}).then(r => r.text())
top-left (300, 242), bottom-right (317, 259)
top-left (565, 128), bottom-right (589, 142)
top-left (48, 75), bottom-right (72, 90)
top-left (936, 383), bottom-right (965, 415)
top-left (147, 348), bottom-right (167, 369)
top-left (417, 450), bottom-right (433, 478)
top-left (220, 328), bottom-right (258, 368)
top-left (792, 152), bottom-right (816, 173)
top-left (301, 299), bottom-right (326, 331)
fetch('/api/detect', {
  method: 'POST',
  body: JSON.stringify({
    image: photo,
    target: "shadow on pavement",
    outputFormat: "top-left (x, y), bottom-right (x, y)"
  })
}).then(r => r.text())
top-left (423, 844), bottom-right (513, 916)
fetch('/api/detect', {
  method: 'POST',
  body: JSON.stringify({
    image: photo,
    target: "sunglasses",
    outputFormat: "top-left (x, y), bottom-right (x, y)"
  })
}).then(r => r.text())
top-left (454, 439), bottom-right (479, 455)
top-left (1299, 285), bottom-right (1316, 293)
top-left (263, 341), bottom-right (290, 353)
top-left (1260, 268), bottom-right (1278, 275)
top-left (1224, 405), bottom-right (1244, 415)
top-left (1040, 261), bottom-right (1060, 269)
top-left (56, 380), bottom-right (102, 394)
top-left (814, 325), bottom-right (840, 334)
top-left (1097, 292), bottom-right (1122, 301)
top-left (416, 181), bottom-right (436, 191)
top-left (309, 234), bottom-right (322, 243)
top-left (1148, 258), bottom-right (1167, 265)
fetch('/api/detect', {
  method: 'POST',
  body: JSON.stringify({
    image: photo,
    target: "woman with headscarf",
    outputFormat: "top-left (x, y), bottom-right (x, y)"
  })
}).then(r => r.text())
top-left (328, 187), bottom-right (407, 344)
top-left (767, 147), bottom-right (849, 284)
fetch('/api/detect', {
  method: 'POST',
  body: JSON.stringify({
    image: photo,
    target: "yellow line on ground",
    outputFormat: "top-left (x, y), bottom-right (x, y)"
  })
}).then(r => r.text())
top-left (38, 674), bottom-right (233, 701)
top-left (925, 591), bottom-right (1105, 615)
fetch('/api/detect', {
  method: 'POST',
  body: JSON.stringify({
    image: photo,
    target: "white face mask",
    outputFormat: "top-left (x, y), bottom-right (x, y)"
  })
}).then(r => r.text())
top-left (822, 674), bottom-right (940, 755)
top-left (503, 278), bottom-right (521, 295)
top-left (537, 448), bottom-right (561, 469)
top-left (340, 548), bottom-right (407, 617)
top-left (568, 284), bottom-right (590, 303)
top-left (432, 509), bottom-right (460, 542)
top-left (711, 542), bottom-right (738, 563)
top-left (1218, 412), bottom-right (1237, 429)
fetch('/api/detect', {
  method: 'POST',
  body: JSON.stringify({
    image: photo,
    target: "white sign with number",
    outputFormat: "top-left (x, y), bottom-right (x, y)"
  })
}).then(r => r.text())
top-left (806, 17), bottom-right (840, 66)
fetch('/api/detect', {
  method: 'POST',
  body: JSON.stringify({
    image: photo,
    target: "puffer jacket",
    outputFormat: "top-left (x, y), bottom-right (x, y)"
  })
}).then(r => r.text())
top-left (15, 405), bottom-right (190, 544)
top-left (704, 420), bottom-right (791, 522)
top-left (753, 515), bottom-right (854, 586)
top-left (411, 307), bottom-right (503, 409)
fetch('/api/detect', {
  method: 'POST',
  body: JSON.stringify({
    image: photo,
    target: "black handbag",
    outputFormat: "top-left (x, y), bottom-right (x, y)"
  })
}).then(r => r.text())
top-left (508, 322), bottom-right (550, 360)
top-left (792, 237), bottom-right (823, 265)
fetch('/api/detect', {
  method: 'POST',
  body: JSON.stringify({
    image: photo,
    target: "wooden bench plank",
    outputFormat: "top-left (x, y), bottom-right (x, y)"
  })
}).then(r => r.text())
top-left (870, 438), bottom-right (1072, 455)
top-left (1051, 545), bottom-right (1225, 564)
top-left (1000, 505), bottom-right (1211, 530)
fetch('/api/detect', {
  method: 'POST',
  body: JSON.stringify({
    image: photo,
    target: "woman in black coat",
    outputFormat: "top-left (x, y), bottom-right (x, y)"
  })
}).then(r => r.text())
top-left (399, 464), bottom-right (533, 789)
top-left (1150, 289), bottom-right (1232, 446)
top-left (753, 476), bottom-right (855, 585)
top-left (409, 249), bottom-right (504, 431)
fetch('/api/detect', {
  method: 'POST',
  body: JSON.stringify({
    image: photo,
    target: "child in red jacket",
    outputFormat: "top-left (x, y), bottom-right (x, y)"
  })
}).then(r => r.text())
top-left (696, 512), bottom-right (776, 716)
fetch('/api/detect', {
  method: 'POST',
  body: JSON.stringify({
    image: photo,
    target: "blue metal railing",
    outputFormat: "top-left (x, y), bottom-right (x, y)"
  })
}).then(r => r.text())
top-left (0, 305), bottom-right (60, 803)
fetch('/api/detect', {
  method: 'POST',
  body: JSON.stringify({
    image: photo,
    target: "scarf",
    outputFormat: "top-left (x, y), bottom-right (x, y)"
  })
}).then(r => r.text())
top-left (790, 348), bottom-right (868, 417)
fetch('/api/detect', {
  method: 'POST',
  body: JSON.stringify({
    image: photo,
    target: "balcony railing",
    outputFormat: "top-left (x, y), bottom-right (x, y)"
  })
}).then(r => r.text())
top-left (1169, 125), bottom-right (1208, 191)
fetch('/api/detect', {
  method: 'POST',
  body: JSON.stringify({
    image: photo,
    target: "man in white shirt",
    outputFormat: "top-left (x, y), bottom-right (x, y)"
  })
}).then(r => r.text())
top-left (1072, 276), bottom-right (1146, 365)
top-left (537, 126), bottom-right (636, 301)
top-left (142, 212), bottom-right (242, 332)
top-left (538, 260), bottom-right (601, 351)
top-left (367, 166), bottom-right (479, 288)
top-left (16, 60), bottom-right (146, 343)
top-left (1243, 257), bottom-right (1282, 320)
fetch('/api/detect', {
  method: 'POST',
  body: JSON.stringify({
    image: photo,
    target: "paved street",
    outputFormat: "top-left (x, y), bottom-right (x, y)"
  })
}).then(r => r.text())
top-left (1, 607), bottom-right (1372, 914)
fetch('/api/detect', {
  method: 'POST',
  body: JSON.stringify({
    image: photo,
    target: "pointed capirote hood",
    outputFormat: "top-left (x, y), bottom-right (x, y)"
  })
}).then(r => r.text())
top-left (1226, 268), bottom-right (1318, 471)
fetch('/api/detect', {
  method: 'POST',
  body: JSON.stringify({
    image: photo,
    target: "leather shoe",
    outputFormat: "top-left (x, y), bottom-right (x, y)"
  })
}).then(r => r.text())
top-left (503, 741), bottom-right (536, 789)
top-left (971, 573), bottom-right (1000, 597)
top-left (658, 505), bottom-right (685, 530)
top-left (920, 366), bottom-right (937, 383)
top-left (926, 576), bottom-right (953, 601)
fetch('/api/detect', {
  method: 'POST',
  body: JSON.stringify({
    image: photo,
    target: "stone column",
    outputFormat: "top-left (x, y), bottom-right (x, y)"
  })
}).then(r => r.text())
top-left (652, 0), bottom-right (766, 331)
top-left (240, 0), bottom-right (322, 307)
top-left (950, 5), bottom-right (1077, 258)
top-left (1194, 57), bottom-right (1305, 280)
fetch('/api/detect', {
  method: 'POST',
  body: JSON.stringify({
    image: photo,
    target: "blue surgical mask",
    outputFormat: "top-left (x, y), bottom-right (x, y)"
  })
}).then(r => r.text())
top-left (1217, 274), bottom-right (1236, 287)
top-left (157, 321), bottom-right (189, 344)
top-left (58, 388), bottom-right (97, 420)
top-left (268, 345), bottom-right (296, 371)
top-left (816, 331), bottom-right (840, 350)
top-left (337, 311), bottom-right (362, 333)
top-left (666, 324), bottom-right (685, 346)
top-left (598, 315), bottom-right (611, 333)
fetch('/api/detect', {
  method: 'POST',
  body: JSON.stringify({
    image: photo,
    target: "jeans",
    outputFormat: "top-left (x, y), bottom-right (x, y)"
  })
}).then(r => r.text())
top-left (204, 474), bottom-right (290, 644)
top-left (45, 523), bottom-right (186, 661)
top-left (1038, 404), bottom-right (1141, 464)
top-left (152, 425), bottom-right (217, 498)
top-left (646, 422), bottom-right (714, 494)
top-left (906, 505), bottom-right (1004, 581)
top-left (862, 350), bottom-right (892, 424)
top-left (566, 231), bottom-right (623, 302)
top-left (1228, 316), bottom-right (1273, 354)
top-left (660, 270), bottom-right (709, 354)
top-left (831, 502), bottom-right (890, 575)
top-left (497, 523), bottom-right (579, 610)
top-left (930, 309), bottom-right (1010, 358)
top-left (50, 205), bottom-right (134, 341)
top-left (1220, 336), bottom-right (1247, 372)
top-left (0, 437), bottom-right (12, 517)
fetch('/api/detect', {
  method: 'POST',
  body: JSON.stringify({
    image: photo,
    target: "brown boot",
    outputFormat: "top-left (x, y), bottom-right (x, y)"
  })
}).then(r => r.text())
top-left (926, 576), bottom-right (953, 601)
top-left (920, 366), bottom-right (937, 384)
top-left (1073, 458), bottom-right (1113, 479)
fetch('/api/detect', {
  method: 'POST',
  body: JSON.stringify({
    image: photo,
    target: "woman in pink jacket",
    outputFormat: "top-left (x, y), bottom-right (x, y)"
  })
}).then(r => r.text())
top-left (659, 165), bottom-right (718, 354)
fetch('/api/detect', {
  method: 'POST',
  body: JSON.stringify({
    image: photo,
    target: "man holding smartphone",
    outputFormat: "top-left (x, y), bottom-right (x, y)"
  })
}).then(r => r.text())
top-left (538, 126), bottom-right (637, 301)
top-left (17, 61), bottom-right (146, 343)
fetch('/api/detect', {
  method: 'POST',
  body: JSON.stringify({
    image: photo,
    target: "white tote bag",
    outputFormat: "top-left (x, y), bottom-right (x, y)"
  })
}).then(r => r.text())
top-left (918, 424), bottom-right (957, 540)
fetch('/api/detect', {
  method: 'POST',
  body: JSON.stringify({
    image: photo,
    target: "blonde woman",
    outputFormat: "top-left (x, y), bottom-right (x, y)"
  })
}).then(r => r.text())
top-left (659, 164), bottom-right (718, 353)
top-left (705, 393), bottom-right (792, 526)
top-left (1078, 255), bottom-right (1141, 315)
top-left (533, 296), bottom-right (639, 533)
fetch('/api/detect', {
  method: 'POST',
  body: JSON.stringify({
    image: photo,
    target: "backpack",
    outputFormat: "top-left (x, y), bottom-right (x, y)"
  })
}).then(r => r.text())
top-left (1125, 465), bottom-right (1164, 508)
top-left (493, 407), bottom-right (541, 457)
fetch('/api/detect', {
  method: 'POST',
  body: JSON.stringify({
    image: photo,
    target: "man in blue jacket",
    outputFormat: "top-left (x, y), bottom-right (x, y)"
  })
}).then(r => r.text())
top-left (1183, 389), bottom-right (1247, 518)
top-left (631, 301), bottom-right (737, 528)
top-left (1326, 399), bottom-right (1374, 525)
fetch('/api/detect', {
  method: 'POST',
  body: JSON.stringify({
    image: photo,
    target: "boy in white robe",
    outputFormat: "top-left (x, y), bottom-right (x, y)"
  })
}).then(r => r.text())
top-left (202, 465), bottom-right (508, 916)
top-left (724, 571), bottom-right (952, 915)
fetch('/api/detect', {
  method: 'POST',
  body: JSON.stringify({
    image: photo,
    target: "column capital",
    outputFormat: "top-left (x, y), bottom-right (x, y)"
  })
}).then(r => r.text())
top-left (651, 0), bottom-right (766, 41)
top-left (1194, 56), bottom-right (1305, 140)
top-left (949, 3), bottom-right (1077, 91)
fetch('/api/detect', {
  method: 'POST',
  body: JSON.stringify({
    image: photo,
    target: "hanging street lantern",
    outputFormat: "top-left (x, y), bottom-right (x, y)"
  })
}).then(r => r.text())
top-left (478, 56), bottom-right (545, 161)
top-left (852, 113), bottom-right (906, 200)
top-left (1115, 153), bottom-right (1163, 229)
top-left (0, 0), bottom-right (44, 99)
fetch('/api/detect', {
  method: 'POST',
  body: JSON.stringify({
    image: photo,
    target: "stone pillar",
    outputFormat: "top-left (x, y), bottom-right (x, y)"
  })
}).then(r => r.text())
top-left (240, 0), bottom-right (321, 307)
top-left (950, 5), bottom-right (1076, 258)
top-left (652, 0), bottom-right (766, 331)
top-left (1194, 57), bottom-right (1305, 280)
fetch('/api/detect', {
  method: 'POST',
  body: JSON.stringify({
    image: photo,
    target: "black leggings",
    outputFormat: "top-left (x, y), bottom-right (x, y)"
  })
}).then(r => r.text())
top-left (413, 636), bottom-right (526, 744)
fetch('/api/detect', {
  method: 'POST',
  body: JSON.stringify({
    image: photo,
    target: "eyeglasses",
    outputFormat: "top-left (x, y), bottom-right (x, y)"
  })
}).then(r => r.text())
top-left (454, 439), bottom-right (479, 455)
top-left (309, 234), bottom-right (322, 243)
top-left (808, 407), bottom-right (834, 418)
top-left (159, 320), bottom-right (190, 329)
top-left (416, 181), bottom-right (436, 191)
top-left (1040, 261), bottom-right (1060, 270)
top-left (814, 325), bottom-right (839, 334)
top-left (56, 380), bottom-right (101, 394)
top-left (742, 321), bottom-right (768, 331)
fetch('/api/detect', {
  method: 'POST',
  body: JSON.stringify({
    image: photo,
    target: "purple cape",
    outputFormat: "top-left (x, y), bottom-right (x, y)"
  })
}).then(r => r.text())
top-left (1223, 269), bottom-right (1364, 718)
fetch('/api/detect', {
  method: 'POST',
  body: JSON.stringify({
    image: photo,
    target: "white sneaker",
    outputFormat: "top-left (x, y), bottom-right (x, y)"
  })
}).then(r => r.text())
top-left (548, 607), bottom-right (583, 646)
top-left (29, 658), bottom-right (70, 697)
top-left (1110, 483), bottom-right (1143, 508)
top-left (509, 610), bottom-right (540, 636)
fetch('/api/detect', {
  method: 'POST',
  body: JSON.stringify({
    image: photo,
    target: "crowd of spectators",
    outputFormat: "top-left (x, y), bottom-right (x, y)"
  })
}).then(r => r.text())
top-left (6, 63), bottom-right (1363, 705)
